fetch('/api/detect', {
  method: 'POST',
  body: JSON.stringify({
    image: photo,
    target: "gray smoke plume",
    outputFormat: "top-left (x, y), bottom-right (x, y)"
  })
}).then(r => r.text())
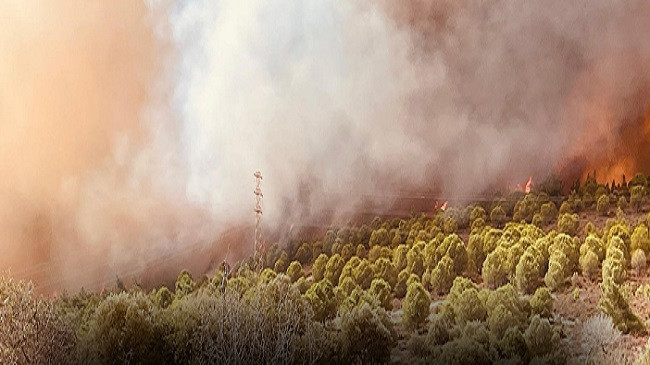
top-left (2, 0), bottom-right (650, 291)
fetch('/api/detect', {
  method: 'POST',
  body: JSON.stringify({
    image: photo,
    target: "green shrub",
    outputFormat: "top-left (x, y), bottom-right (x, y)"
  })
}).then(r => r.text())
top-left (274, 251), bottom-right (289, 273)
top-left (393, 244), bottom-right (409, 272)
top-left (471, 205), bottom-right (487, 224)
top-left (340, 302), bottom-right (397, 364)
top-left (539, 202), bottom-right (558, 225)
top-left (602, 247), bottom-right (626, 285)
top-left (559, 201), bottom-right (572, 214)
top-left (515, 246), bottom-right (543, 294)
top-left (557, 213), bottom-right (579, 236)
top-left (524, 315), bottom-right (559, 357)
top-left (454, 287), bottom-right (487, 325)
top-left (483, 246), bottom-right (509, 289)
top-left (353, 259), bottom-right (374, 289)
top-left (402, 281), bottom-right (431, 331)
top-left (286, 261), bottom-right (304, 283)
top-left (294, 243), bottom-right (312, 264)
top-left (304, 279), bottom-right (337, 322)
top-left (631, 249), bottom-right (647, 273)
top-left (369, 228), bottom-right (390, 247)
top-left (599, 278), bottom-right (645, 334)
top-left (544, 249), bottom-right (569, 291)
top-left (430, 254), bottom-right (456, 295)
top-left (530, 287), bottom-right (553, 318)
top-left (368, 278), bottom-right (393, 310)
top-left (597, 194), bottom-right (610, 216)
top-left (312, 254), bottom-right (328, 282)
top-left (631, 185), bottom-right (647, 212)
top-left (579, 249), bottom-right (600, 280)
top-left (484, 284), bottom-right (529, 337)
top-left (406, 245), bottom-right (425, 276)
top-left (175, 270), bottom-right (197, 298)
top-left (83, 292), bottom-right (162, 364)
top-left (368, 245), bottom-right (392, 263)
top-left (581, 234), bottom-right (605, 261)
top-left (355, 244), bottom-right (367, 259)
top-left (341, 243), bottom-right (355, 262)
top-left (394, 270), bottom-right (410, 299)
top-left (631, 224), bottom-right (650, 254)
top-left (490, 205), bottom-right (507, 228)
top-left (324, 254), bottom-right (345, 285)
top-left (618, 196), bottom-right (629, 211)
top-left (373, 257), bottom-right (398, 288)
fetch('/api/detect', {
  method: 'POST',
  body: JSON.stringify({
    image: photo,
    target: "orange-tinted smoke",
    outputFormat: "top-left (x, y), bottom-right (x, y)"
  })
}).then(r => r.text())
top-left (0, 1), bottom-right (159, 285)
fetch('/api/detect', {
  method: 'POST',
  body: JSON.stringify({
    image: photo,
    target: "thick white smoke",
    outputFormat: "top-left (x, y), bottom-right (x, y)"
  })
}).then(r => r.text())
top-left (4, 0), bottom-right (650, 291)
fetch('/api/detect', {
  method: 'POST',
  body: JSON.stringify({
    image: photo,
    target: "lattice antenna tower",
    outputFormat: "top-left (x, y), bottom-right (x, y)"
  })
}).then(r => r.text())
top-left (253, 171), bottom-right (264, 269)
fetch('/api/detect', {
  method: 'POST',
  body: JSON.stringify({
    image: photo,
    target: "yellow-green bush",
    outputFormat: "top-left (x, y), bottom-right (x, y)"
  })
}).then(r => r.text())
top-left (394, 269), bottom-right (410, 299)
top-left (529, 287), bottom-right (553, 318)
top-left (369, 228), bottom-right (390, 247)
top-left (602, 247), bottom-right (627, 285)
top-left (373, 257), bottom-right (398, 289)
top-left (557, 213), bottom-right (579, 236)
top-left (599, 278), bottom-right (645, 334)
top-left (304, 279), bottom-right (337, 322)
top-left (324, 254), bottom-right (345, 285)
top-left (631, 224), bottom-right (650, 254)
top-left (579, 249), bottom-right (600, 280)
top-left (402, 281), bottom-right (431, 331)
top-left (312, 253), bottom-right (328, 282)
top-left (524, 315), bottom-right (559, 357)
top-left (340, 301), bottom-right (397, 364)
top-left (393, 244), bottom-right (409, 272)
top-left (368, 278), bottom-right (393, 310)
top-left (597, 194), bottom-right (610, 216)
top-left (483, 246), bottom-right (509, 289)
top-left (490, 205), bottom-right (507, 228)
top-left (632, 248), bottom-right (647, 273)
top-left (515, 246), bottom-right (543, 294)
top-left (286, 261), bottom-right (304, 283)
top-left (430, 254), bottom-right (456, 295)
top-left (544, 249), bottom-right (569, 291)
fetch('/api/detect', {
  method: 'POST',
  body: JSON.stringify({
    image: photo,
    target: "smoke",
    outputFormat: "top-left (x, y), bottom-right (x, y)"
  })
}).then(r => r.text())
top-left (3, 0), bottom-right (650, 290)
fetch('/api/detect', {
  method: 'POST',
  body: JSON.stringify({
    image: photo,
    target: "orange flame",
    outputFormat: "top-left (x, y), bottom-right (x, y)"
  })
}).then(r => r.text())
top-left (525, 176), bottom-right (533, 194)
top-left (440, 201), bottom-right (448, 211)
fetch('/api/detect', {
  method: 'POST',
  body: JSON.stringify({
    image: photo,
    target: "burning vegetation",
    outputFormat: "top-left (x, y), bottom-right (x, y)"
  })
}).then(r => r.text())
top-left (5, 0), bottom-right (650, 364)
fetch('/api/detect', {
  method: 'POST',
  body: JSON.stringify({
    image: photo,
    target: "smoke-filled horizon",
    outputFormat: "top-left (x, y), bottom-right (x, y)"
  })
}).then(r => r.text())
top-left (2, 0), bottom-right (650, 291)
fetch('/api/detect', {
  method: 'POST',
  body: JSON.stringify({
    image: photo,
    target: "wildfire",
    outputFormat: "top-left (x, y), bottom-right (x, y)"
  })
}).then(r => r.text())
top-left (440, 201), bottom-right (448, 211)
top-left (525, 176), bottom-right (533, 194)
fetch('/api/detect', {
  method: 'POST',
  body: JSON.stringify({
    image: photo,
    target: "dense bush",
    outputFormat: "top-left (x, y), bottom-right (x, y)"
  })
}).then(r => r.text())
top-left (402, 281), bottom-right (431, 331)
top-left (597, 194), bottom-right (611, 216)
top-left (515, 246), bottom-right (543, 294)
top-left (304, 279), bottom-right (337, 322)
top-left (490, 205), bottom-right (507, 227)
top-left (599, 278), bottom-right (645, 334)
top-left (530, 287), bottom-right (553, 318)
top-left (557, 213), bottom-right (579, 236)
top-left (312, 253), bottom-right (328, 282)
top-left (483, 246), bottom-right (509, 289)
top-left (430, 254), bottom-right (456, 295)
top-left (0, 276), bottom-right (76, 364)
top-left (340, 301), bottom-right (397, 364)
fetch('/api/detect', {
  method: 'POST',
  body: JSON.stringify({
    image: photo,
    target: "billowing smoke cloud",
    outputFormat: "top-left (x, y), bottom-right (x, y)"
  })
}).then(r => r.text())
top-left (3, 0), bottom-right (650, 291)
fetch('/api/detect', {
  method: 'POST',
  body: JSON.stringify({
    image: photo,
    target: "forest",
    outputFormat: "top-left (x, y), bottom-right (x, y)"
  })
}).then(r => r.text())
top-left (5, 174), bottom-right (650, 364)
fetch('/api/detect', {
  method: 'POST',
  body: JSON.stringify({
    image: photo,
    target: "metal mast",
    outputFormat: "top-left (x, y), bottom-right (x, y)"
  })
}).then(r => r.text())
top-left (253, 171), bottom-right (264, 269)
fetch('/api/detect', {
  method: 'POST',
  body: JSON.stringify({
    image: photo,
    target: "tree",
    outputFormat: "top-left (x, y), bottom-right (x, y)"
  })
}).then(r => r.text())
top-left (340, 302), bottom-right (397, 364)
top-left (483, 246), bottom-right (509, 289)
top-left (490, 205), bottom-right (507, 228)
top-left (631, 185), bottom-right (647, 212)
top-left (304, 279), bottom-right (337, 322)
top-left (597, 194), bottom-right (610, 216)
top-left (286, 261), bottom-right (304, 283)
top-left (402, 281), bottom-right (431, 331)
